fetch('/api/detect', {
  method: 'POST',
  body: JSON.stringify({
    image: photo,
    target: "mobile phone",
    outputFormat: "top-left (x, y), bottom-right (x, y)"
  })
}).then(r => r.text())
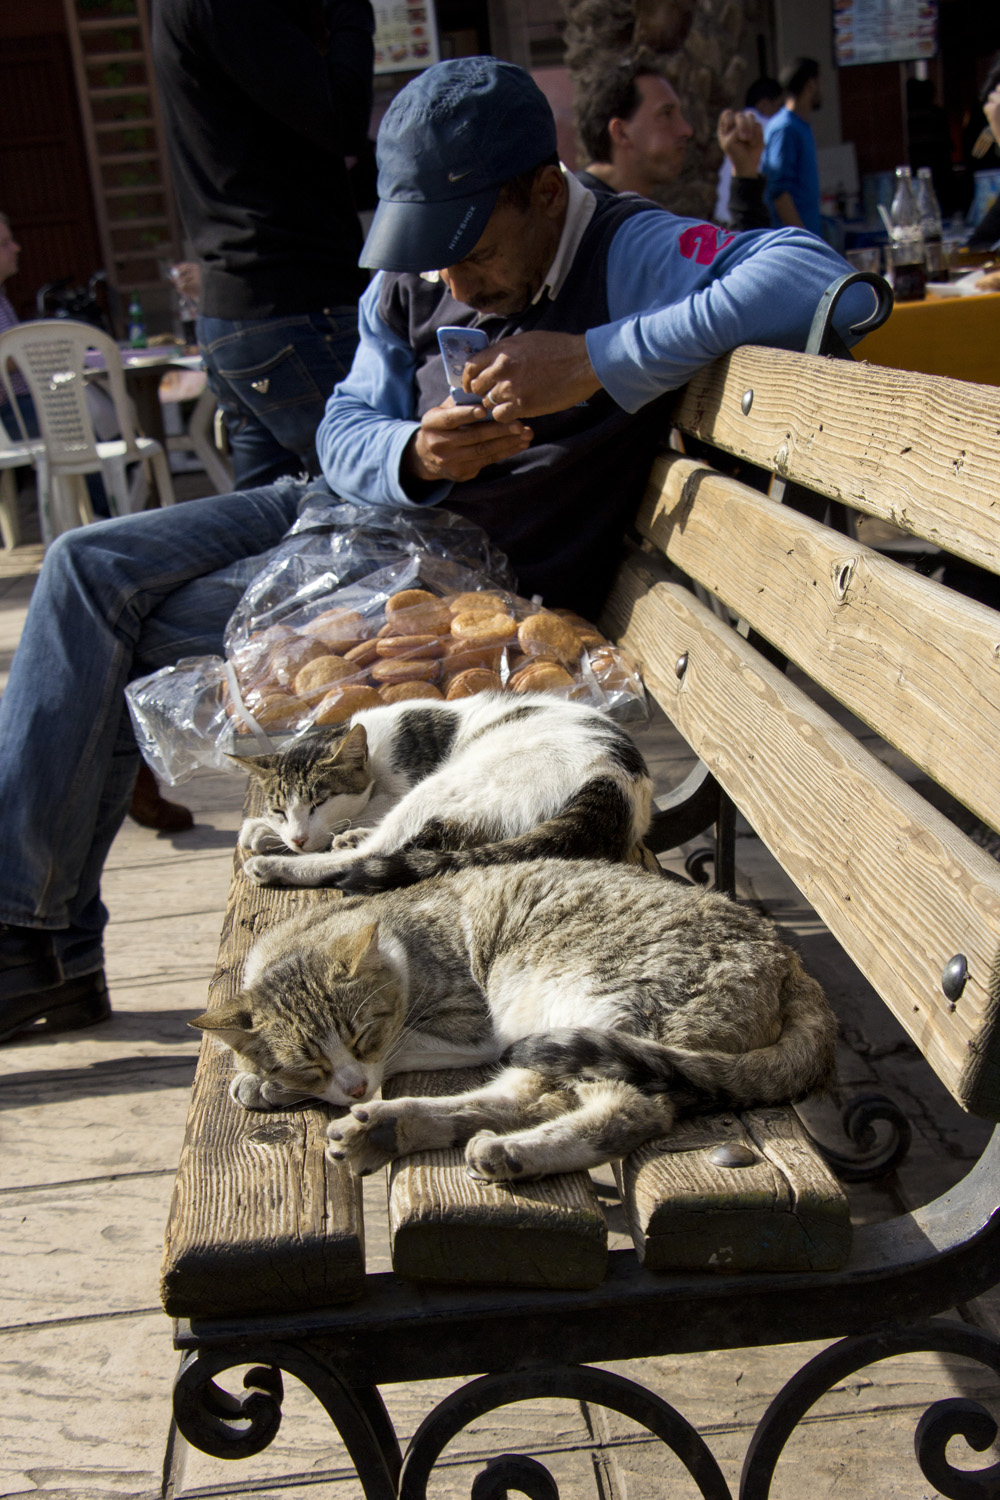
top-left (437, 325), bottom-right (489, 407)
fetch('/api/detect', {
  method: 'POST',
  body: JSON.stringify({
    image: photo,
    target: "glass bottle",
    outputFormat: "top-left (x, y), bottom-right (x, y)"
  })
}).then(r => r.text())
top-left (889, 166), bottom-right (926, 302)
top-left (127, 293), bottom-right (147, 349)
top-left (916, 167), bottom-right (943, 243)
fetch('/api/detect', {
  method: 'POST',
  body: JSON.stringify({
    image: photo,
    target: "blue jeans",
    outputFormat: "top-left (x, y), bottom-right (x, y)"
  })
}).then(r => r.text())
top-left (199, 309), bottom-right (359, 490)
top-left (0, 477), bottom-right (312, 976)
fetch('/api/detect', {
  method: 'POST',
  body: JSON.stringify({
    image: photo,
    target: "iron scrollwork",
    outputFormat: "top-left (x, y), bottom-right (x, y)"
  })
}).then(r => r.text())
top-left (398, 1363), bottom-right (731, 1500)
top-left (741, 1321), bottom-right (1000, 1500)
top-left (173, 1341), bottom-right (401, 1499)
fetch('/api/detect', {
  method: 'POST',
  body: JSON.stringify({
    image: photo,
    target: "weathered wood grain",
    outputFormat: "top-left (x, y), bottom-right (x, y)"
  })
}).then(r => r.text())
top-left (386, 1068), bottom-right (609, 1289)
top-left (633, 452), bottom-right (1000, 838)
top-left (160, 851), bottom-right (366, 1318)
top-left (616, 1108), bottom-right (850, 1273)
top-left (603, 554), bottom-right (1000, 1119)
top-left (672, 345), bottom-right (1000, 573)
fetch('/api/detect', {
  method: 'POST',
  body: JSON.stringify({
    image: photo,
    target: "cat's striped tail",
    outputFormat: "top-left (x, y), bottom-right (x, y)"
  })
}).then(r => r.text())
top-left (332, 775), bottom-right (651, 893)
top-left (501, 961), bottom-right (837, 1108)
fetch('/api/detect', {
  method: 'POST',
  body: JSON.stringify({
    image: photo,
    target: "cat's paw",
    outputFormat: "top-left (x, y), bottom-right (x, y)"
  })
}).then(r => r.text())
top-left (330, 828), bottom-right (367, 851)
top-left (243, 854), bottom-right (296, 886)
top-left (239, 819), bottom-right (288, 854)
top-left (326, 1102), bottom-right (399, 1176)
top-left (465, 1130), bottom-right (531, 1182)
top-left (229, 1072), bottom-right (313, 1111)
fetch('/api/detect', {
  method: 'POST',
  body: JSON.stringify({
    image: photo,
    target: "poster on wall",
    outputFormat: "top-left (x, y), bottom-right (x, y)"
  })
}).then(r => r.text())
top-left (833, 0), bottom-right (937, 66)
top-left (374, 0), bottom-right (440, 74)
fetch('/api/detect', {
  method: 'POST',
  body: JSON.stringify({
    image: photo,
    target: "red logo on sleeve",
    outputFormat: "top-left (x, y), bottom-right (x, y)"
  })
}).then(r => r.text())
top-left (678, 224), bottom-right (736, 265)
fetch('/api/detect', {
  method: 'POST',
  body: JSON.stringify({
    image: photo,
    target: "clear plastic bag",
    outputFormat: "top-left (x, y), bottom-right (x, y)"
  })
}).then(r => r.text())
top-left (126, 508), bottom-right (648, 785)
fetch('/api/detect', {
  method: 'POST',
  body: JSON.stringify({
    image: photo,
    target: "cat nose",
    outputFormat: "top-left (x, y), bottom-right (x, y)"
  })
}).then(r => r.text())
top-left (291, 836), bottom-right (307, 848)
top-left (347, 1081), bottom-right (367, 1099)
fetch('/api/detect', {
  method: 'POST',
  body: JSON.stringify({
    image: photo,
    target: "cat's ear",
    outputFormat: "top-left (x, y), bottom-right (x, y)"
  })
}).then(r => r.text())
top-left (333, 723), bottom-right (369, 768)
top-left (225, 751), bottom-right (277, 780)
top-left (190, 993), bottom-right (255, 1046)
top-left (342, 921), bottom-right (380, 976)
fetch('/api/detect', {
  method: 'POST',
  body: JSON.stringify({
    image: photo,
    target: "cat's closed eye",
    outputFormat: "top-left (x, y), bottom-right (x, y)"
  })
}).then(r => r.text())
top-left (310, 797), bottom-right (330, 813)
top-left (269, 806), bottom-right (287, 821)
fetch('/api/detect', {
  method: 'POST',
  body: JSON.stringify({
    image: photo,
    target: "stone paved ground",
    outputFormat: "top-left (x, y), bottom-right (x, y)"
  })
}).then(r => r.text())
top-left (2, 479), bottom-right (1000, 1499)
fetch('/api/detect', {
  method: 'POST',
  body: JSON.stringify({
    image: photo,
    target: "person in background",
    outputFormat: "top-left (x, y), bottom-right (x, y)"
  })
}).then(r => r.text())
top-left (0, 214), bottom-right (39, 440)
top-left (575, 54), bottom-right (770, 229)
top-left (715, 77), bottom-right (783, 226)
top-left (1, 214), bottom-right (194, 834)
top-left (152, 0), bottom-right (375, 489)
top-left (969, 59), bottom-right (1000, 250)
top-left (576, 54), bottom-right (693, 198)
top-left (761, 57), bottom-right (823, 237)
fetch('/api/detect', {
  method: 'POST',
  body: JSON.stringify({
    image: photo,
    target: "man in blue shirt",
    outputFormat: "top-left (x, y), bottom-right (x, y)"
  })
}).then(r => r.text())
top-left (761, 58), bottom-right (823, 238)
top-left (0, 57), bottom-right (872, 1044)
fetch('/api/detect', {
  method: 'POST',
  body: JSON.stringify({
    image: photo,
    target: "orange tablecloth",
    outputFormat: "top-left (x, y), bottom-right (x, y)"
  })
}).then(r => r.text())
top-left (856, 289), bottom-right (1000, 386)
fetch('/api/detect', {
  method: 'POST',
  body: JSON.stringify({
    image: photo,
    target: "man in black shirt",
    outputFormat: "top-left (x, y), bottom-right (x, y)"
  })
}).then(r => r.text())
top-left (152, 0), bottom-right (374, 487)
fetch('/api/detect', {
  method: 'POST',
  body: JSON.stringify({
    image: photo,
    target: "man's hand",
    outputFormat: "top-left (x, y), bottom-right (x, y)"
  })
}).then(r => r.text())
top-left (403, 402), bottom-right (533, 485)
top-left (717, 109), bottom-right (764, 178)
top-left (463, 331), bottom-right (602, 423)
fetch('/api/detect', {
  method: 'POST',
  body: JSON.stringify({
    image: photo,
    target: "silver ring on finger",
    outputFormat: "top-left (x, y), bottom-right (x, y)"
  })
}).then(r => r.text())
top-left (482, 390), bottom-right (496, 409)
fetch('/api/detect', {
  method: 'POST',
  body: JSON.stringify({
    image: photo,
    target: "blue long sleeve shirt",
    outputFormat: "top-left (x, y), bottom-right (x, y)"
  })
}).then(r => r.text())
top-left (761, 108), bottom-right (823, 238)
top-left (315, 186), bottom-right (869, 611)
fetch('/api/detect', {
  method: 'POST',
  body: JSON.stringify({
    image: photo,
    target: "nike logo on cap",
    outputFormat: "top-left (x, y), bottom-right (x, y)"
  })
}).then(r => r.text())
top-left (448, 168), bottom-right (473, 182)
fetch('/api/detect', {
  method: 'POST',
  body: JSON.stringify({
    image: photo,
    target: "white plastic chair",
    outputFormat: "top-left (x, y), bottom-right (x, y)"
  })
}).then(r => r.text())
top-left (0, 403), bottom-right (45, 549)
top-left (0, 320), bottom-right (176, 544)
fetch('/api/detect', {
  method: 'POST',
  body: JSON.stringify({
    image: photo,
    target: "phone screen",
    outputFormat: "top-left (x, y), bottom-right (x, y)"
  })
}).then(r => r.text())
top-left (437, 325), bottom-right (488, 406)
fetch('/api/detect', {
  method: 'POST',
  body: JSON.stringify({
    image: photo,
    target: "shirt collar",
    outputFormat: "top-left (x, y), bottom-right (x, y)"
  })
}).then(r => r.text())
top-left (419, 166), bottom-right (597, 304)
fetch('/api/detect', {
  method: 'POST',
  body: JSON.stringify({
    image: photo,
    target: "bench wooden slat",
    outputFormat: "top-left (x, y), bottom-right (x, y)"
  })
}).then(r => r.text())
top-left (386, 1068), bottom-right (609, 1289)
top-left (615, 1106), bottom-right (850, 1273)
top-left (634, 452), bottom-right (1000, 839)
top-left (671, 345), bottom-right (1000, 573)
top-left (603, 553), bottom-right (1000, 1119)
top-left (160, 865), bottom-right (366, 1319)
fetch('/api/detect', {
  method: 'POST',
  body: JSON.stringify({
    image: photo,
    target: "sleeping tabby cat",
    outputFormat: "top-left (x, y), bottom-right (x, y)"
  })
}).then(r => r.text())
top-left (193, 859), bottom-right (837, 1182)
top-left (232, 693), bottom-right (653, 893)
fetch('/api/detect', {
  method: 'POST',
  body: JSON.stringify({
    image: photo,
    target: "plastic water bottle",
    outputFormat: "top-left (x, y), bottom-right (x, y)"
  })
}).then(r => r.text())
top-left (127, 293), bottom-right (147, 348)
top-left (889, 166), bottom-right (926, 301)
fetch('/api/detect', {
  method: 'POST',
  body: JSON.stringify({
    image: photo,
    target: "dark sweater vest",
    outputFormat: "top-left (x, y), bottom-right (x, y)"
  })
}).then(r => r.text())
top-left (378, 192), bottom-right (673, 618)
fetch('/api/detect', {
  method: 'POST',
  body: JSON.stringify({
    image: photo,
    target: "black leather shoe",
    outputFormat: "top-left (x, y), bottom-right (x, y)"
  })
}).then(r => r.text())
top-left (0, 922), bottom-right (63, 1002)
top-left (0, 969), bottom-right (110, 1045)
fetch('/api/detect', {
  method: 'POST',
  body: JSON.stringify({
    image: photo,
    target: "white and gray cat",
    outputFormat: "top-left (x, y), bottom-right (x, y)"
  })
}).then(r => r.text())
top-left (192, 859), bottom-right (838, 1183)
top-left (231, 693), bottom-right (653, 894)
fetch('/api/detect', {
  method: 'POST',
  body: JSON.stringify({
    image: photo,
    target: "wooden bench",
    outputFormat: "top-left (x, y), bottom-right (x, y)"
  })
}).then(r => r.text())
top-left (161, 302), bottom-right (1000, 1499)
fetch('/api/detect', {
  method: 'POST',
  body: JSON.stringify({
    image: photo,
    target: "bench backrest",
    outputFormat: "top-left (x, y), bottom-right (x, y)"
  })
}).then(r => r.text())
top-left (601, 346), bottom-right (1000, 1119)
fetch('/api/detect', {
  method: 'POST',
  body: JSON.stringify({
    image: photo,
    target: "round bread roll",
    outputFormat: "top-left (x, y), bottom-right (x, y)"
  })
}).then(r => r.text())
top-left (386, 588), bottom-right (438, 613)
top-left (379, 681), bottom-right (445, 704)
top-left (386, 589), bottom-right (453, 638)
top-left (552, 609), bottom-right (606, 647)
top-left (344, 638), bottom-right (381, 668)
top-left (445, 668), bottom-right (504, 699)
top-left (386, 600), bottom-right (453, 636)
top-left (245, 688), bottom-right (310, 728)
top-left (517, 611), bottom-right (582, 668)
top-left (451, 610), bottom-right (517, 647)
top-left (313, 683), bottom-right (384, 724)
top-left (293, 654), bottom-right (356, 703)
top-left (370, 657), bottom-right (440, 684)
top-left (298, 607), bottom-right (367, 650)
top-left (442, 638), bottom-right (503, 676)
top-left (588, 646), bottom-right (640, 695)
top-left (265, 634), bottom-right (329, 685)
top-left (447, 590), bottom-right (507, 616)
top-left (511, 661), bottom-right (575, 693)
top-left (376, 633), bottom-right (446, 660)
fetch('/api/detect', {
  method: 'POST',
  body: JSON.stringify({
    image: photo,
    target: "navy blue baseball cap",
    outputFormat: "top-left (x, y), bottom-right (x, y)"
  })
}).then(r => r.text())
top-left (360, 57), bottom-right (559, 273)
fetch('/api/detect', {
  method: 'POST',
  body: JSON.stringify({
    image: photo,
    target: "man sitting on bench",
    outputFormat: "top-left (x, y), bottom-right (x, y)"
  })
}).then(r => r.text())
top-left (0, 56), bottom-right (875, 1045)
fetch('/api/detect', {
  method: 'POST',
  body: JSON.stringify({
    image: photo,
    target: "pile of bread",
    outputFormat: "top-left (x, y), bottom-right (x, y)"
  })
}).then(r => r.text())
top-left (225, 587), bottom-right (641, 731)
